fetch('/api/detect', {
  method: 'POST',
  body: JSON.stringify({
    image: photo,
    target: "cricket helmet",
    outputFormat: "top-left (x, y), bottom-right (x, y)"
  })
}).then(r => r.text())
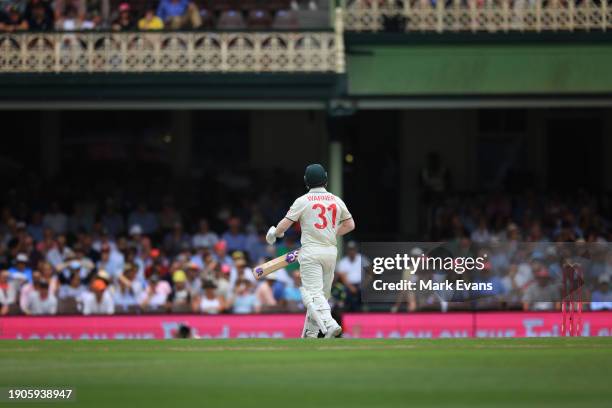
top-left (304, 163), bottom-right (328, 189)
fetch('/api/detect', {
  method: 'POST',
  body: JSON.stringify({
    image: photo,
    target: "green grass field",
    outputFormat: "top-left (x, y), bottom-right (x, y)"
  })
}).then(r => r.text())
top-left (1, 338), bottom-right (611, 408)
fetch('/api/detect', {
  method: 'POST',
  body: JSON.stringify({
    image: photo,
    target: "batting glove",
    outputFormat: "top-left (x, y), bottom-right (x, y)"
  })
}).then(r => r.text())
top-left (266, 226), bottom-right (278, 245)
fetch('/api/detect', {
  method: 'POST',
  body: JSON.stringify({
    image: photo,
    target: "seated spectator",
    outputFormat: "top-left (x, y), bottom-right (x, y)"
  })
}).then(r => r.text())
top-left (213, 263), bottom-right (231, 301)
top-left (43, 202), bottom-right (68, 235)
top-left (229, 256), bottom-right (254, 289)
top-left (58, 269), bottom-right (87, 300)
top-left (163, 222), bottom-right (190, 258)
top-left (45, 234), bottom-right (72, 267)
top-left (97, 243), bottom-right (124, 281)
top-left (255, 275), bottom-right (277, 311)
top-left (184, 262), bottom-right (202, 297)
top-left (113, 263), bottom-right (144, 312)
top-left (56, 258), bottom-right (94, 285)
top-left (139, 274), bottom-right (172, 311)
top-left (0, 5), bottom-right (28, 32)
top-left (138, 4), bottom-right (164, 30)
top-left (192, 218), bottom-right (218, 250)
top-left (112, 2), bottom-right (134, 31)
top-left (283, 271), bottom-right (303, 311)
top-left (24, 280), bottom-right (57, 315)
top-left (25, 0), bottom-right (54, 31)
top-left (591, 275), bottom-right (612, 311)
top-left (0, 269), bottom-right (17, 315)
top-left (101, 200), bottom-right (124, 237)
top-left (26, 211), bottom-right (44, 242)
top-left (222, 217), bottom-right (247, 253)
top-left (522, 267), bottom-right (559, 311)
top-left (82, 278), bottom-right (114, 315)
top-left (246, 229), bottom-right (270, 265)
top-left (8, 253), bottom-right (33, 283)
top-left (156, 0), bottom-right (201, 30)
top-left (40, 261), bottom-right (59, 296)
top-left (168, 270), bottom-right (191, 311)
top-left (228, 279), bottom-right (259, 314)
top-left (128, 203), bottom-right (158, 236)
top-left (212, 240), bottom-right (233, 266)
top-left (194, 280), bottom-right (223, 314)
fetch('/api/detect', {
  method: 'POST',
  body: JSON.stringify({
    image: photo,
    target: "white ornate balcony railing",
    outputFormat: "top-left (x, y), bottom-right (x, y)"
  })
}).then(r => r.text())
top-left (343, 0), bottom-right (612, 32)
top-left (0, 30), bottom-right (344, 74)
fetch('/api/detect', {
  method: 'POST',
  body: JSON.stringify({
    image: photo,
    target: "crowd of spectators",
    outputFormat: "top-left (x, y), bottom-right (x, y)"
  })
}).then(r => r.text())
top-left (386, 190), bottom-right (612, 313)
top-left (0, 173), bottom-right (371, 317)
top-left (0, 193), bottom-right (322, 315)
top-left (0, 0), bottom-right (324, 32)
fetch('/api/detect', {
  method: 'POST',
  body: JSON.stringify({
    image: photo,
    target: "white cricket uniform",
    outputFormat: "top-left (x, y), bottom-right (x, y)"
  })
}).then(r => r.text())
top-left (285, 187), bottom-right (352, 328)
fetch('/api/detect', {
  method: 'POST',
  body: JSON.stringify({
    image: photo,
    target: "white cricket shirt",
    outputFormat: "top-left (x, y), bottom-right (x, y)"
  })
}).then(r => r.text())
top-left (285, 187), bottom-right (352, 248)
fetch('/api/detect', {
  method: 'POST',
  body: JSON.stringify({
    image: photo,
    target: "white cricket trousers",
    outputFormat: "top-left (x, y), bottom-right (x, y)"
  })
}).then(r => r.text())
top-left (299, 245), bottom-right (338, 327)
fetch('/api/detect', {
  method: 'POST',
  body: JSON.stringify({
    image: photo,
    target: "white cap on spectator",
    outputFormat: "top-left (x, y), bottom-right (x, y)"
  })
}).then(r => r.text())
top-left (599, 275), bottom-right (610, 284)
top-left (16, 253), bottom-right (28, 263)
top-left (129, 224), bottom-right (143, 236)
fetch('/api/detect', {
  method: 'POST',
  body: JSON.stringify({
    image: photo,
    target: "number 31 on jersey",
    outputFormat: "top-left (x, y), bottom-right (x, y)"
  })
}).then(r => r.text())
top-left (312, 203), bottom-right (337, 229)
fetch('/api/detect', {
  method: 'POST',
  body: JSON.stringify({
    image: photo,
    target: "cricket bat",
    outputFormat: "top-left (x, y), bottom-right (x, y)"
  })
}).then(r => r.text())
top-left (253, 249), bottom-right (299, 280)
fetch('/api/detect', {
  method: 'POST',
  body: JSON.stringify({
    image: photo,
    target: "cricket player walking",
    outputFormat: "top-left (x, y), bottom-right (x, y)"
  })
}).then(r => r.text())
top-left (266, 164), bottom-right (355, 338)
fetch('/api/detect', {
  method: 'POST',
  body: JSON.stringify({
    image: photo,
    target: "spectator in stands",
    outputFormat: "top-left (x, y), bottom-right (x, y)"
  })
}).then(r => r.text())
top-left (58, 268), bottom-right (87, 300)
top-left (255, 275), bottom-right (277, 311)
top-left (0, 5), bottom-right (28, 32)
top-left (24, 279), bottom-right (57, 315)
top-left (192, 218), bottom-right (218, 250)
top-left (184, 262), bottom-right (202, 297)
top-left (56, 258), bottom-right (94, 285)
top-left (128, 204), bottom-right (158, 236)
top-left (163, 221), bottom-right (190, 258)
top-left (213, 263), bottom-right (231, 301)
top-left (111, 2), bottom-right (135, 31)
top-left (25, 0), bottom-right (54, 31)
top-left (26, 211), bottom-right (44, 242)
top-left (40, 261), bottom-right (59, 296)
top-left (222, 217), bottom-right (247, 253)
top-left (69, 203), bottom-right (95, 235)
top-left (139, 274), bottom-right (172, 311)
top-left (246, 229), bottom-right (269, 265)
top-left (522, 267), bottom-right (559, 311)
top-left (8, 253), bottom-right (33, 283)
top-left (43, 202), bottom-right (68, 235)
top-left (138, 4), bottom-right (164, 30)
top-left (158, 198), bottom-right (181, 235)
top-left (228, 279), bottom-right (259, 314)
top-left (168, 269), bottom-right (191, 312)
top-left (101, 200), bottom-right (124, 237)
top-left (336, 241), bottom-right (368, 312)
top-left (0, 269), bottom-right (16, 315)
top-left (228, 256), bottom-right (254, 289)
top-left (97, 243), bottom-right (123, 281)
top-left (156, 0), bottom-right (201, 30)
top-left (213, 240), bottom-right (233, 267)
top-left (113, 263), bottom-right (144, 312)
top-left (283, 271), bottom-right (304, 311)
top-left (82, 278), bottom-right (114, 315)
top-left (470, 217), bottom-right (491, 244)
top-left (591, 275), bottom-right (612, 311)
top-left (194, 280), bottom-right (223, 314)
